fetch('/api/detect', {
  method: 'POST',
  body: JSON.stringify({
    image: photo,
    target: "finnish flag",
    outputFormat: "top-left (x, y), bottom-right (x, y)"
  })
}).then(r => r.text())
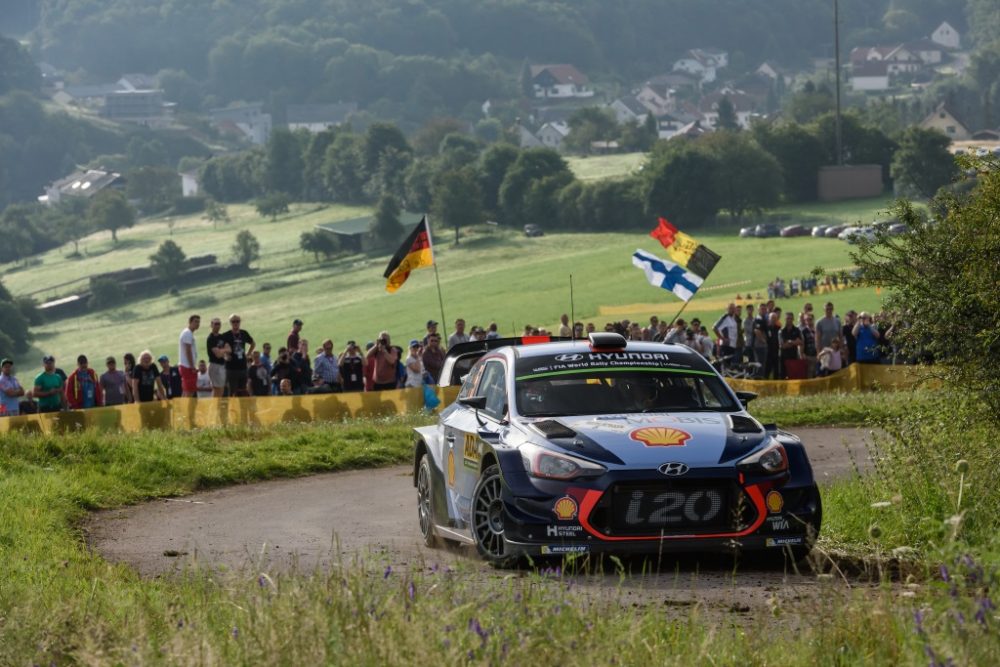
top-left (631, 249), bottom-right (704, 302)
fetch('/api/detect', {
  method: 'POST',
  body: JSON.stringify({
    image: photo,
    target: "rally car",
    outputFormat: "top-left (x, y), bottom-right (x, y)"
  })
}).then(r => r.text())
top-left (412, 333), bottom-right (821, 566)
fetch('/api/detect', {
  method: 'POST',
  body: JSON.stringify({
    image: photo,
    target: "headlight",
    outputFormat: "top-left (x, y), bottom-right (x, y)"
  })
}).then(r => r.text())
top-left (737, 439), bottom-right (788, 474)
top-left (520, 443), bottom-right (606, 481)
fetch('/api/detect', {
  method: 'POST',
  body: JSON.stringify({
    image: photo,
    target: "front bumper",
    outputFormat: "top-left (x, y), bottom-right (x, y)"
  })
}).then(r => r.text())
top-left (498, 468), bottom-right (821, 557)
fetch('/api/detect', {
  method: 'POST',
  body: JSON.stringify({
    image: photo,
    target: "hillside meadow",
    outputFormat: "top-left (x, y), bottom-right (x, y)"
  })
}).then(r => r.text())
top-left (2, 196), bottom-right (894, 367)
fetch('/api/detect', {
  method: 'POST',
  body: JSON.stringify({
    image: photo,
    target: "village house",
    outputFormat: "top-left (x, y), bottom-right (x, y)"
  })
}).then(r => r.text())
top-left (39, 169), bottom-right (126, 206)
top-left (529, 65), bottom-right (594, 99)
top-left (930, 21), bottom-right (960, 50)
top-left (101, 89), bottom-right (172, 127)
top-left (849, 45), bottom-right (923, 75)
top-left (672, 48), bottom-right (729, 84)
top-left (607, 97), bottom-right (649, 125)
top-left (699, 92), bottom-right (757, 130)
top-left (285, 103), bottom-right (358, 133)
top-left (904, 39), bottom-right (945, 65)
top-left (537, 121), bottom-right (570, 150)
top-left (920, 102), bottom-right (971, 141)
top-left (209, 103), bottom-right (272, 145)
top-left (850, 61), bottom-right (891, 92)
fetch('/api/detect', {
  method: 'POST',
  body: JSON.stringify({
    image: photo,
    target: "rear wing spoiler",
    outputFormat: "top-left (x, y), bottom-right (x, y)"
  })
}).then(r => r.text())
top-left (441, 336), bottom-right (573, 387)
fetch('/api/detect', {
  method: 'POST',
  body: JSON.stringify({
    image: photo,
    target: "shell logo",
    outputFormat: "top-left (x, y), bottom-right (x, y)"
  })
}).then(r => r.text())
top-left (629, 427), bottom-right (692, 447)
top-left (766, 490), bottom-right (784, 513)
top-left (553, 496), bottom-right (578, 521)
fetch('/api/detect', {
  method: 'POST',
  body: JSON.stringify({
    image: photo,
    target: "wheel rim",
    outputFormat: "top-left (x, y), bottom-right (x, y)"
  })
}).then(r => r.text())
top-left (417, 462), bottom-right (432, 538)
top-left (473, 474), bottom-right (505, 558)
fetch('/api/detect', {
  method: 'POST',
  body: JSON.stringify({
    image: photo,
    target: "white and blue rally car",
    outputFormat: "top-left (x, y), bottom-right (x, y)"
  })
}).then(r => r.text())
top-left (413, 333), bottom-right (821, 566)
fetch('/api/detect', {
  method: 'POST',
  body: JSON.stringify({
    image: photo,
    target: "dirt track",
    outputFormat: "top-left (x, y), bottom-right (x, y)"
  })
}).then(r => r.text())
top-left (87, 427), bottom-right (876, 612)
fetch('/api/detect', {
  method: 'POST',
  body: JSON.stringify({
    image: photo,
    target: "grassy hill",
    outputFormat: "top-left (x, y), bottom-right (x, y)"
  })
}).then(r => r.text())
top-left (1, 195), bottom-right (895, 368)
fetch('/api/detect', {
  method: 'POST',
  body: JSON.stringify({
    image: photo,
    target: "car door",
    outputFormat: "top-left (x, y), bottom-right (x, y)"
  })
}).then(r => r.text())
top-left (447, 359), bottom-right (508, 525)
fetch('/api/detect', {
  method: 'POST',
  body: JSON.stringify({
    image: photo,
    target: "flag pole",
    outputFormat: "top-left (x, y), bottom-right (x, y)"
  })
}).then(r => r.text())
top-left (425, 214), bottom-right (449, 343)
top-left (666, 298), bottom-right (692, 328)
top-left (569, 274), bottom-right (575, 338)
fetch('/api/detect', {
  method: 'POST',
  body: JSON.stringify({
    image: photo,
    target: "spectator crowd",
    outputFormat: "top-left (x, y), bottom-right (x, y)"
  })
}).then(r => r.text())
top-left (0, 299), bottom-right (908, 417)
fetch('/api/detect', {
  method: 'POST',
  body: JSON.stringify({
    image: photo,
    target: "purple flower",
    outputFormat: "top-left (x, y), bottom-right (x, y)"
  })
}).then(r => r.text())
top-left (913, 609), bottom-right (925, 634)
top-left (408, 581), bottom-right (416, 601)
top-left (939, 564), bottom-right (950, 582)
top-left (384, 565), bottom-right (392, 579)
top-left (231, 627), bottom-right (240, 639)
top-left (468, 617), bottom-right (489, 643)
top-left (258, 575), bottom-right (267, 588)
top-left (975, 597), bottom-right (996, 626)
top-left (177, 619), bottom-right (185, 629)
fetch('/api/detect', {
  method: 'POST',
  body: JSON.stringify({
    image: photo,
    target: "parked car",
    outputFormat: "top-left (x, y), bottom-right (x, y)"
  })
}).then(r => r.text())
top-left (887, 223), bottom-right (909, 235)
top-left (412, 333), bottom-right (821, 566)
top-left (524, 224), bottom-right (544, 237)
top-left (739, 227), bottom-right (755, 238)
top-left (824, 225), bottom-right (847, 238)
top-left (780, 225), bottom-right (809, 237)
top-left (838, 226), bottom-right (876, 243)
top-left (811, 226), bottom-right (828, 237)
top-left (753, 224), bottom-right (781, 238)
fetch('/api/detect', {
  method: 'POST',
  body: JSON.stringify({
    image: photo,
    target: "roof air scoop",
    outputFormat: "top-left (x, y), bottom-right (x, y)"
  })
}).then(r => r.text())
top-left (588, 332), bottom-right (627, 350)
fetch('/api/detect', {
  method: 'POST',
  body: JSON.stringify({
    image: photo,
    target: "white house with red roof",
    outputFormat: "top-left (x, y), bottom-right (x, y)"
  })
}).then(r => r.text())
top-left (529, 65), bottom-right (594, 99)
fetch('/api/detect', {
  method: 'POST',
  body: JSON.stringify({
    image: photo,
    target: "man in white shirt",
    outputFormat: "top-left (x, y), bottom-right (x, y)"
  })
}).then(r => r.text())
top-left (448, 318), bottom-right (470, 348)
top-left (713, 303), bottom-right (739, 361)
top-left (178, 314), bottom-right (201, 397)
top-left (196, 360), bottom-right (213, 398)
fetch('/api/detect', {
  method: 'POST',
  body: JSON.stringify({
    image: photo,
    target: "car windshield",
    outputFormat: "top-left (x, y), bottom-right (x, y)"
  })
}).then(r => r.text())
top-left (514, 368), bottom-right (739, 417)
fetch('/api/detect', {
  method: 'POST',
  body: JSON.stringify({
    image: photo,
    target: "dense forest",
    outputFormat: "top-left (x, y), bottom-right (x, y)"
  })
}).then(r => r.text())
top-left (9, 1), bottom-right (978, 107)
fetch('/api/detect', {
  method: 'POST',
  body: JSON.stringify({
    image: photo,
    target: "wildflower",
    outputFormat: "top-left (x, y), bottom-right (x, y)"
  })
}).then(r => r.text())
top-left (384, 565), bottom-right (392, 579)
top-left (954, 459), bottom-right (969, 474)
top-left (913, 609), bottom-right (925, 634)
top-left (468, 617), bottom-right (489, 643)
top-left (408, 581), bottom-right (416, 601)
top-left (231, 627), bottom-right (240, 639)
top-left (939, 564), bottom-right (950, 582)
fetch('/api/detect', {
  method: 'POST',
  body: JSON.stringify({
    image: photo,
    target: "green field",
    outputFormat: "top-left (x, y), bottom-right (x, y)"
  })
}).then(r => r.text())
top-left (0, 196), bottom-right (894, 369)
top-left (566, 152), bottom-right (647, 181)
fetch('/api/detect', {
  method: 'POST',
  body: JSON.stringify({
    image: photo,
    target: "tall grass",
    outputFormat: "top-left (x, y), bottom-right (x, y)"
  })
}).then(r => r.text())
top-left (1, 396), bottom-right (997, 664)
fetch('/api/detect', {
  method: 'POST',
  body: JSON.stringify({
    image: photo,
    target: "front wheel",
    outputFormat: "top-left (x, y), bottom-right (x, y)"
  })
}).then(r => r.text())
top-left (471, 464), bottom-right (518, 568)
top-left (416, 454), bottom-right (440, 548)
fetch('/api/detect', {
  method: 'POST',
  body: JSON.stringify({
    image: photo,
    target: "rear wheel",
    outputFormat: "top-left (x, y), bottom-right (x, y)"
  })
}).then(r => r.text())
top-left (416, 454), bottom-right (440, 548)
top-left (472, 464), bottom-right (518, 568)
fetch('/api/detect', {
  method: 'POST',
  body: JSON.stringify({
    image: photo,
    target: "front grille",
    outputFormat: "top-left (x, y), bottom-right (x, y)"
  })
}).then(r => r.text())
top-left (588, 480), bottom-right (756, 537)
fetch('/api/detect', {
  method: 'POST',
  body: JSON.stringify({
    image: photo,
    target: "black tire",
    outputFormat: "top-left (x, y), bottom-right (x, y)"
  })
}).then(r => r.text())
top-left (416, 454), bottom-right (440, 548)
top-left (471, 464), bottom-right (519, 568)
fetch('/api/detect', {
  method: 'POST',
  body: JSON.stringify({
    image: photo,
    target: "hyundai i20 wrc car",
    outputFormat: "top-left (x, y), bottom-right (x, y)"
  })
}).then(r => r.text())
top-left (412, 333), bottom-right (821, 566)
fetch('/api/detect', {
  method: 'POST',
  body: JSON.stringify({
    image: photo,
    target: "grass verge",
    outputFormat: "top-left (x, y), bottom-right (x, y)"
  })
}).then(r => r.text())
top-left (1, 396), bottom-right (997, 664)
top-left (750, 387), bottom-right (939, 427)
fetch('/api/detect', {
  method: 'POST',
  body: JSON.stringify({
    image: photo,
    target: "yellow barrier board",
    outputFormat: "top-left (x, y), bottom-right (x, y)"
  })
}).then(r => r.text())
top-left (0, 365), bottom-right (927, 434)
top-left (725, 363), bottom-right (931, 397)
top-left (0, 386), bottom-right (462, 435)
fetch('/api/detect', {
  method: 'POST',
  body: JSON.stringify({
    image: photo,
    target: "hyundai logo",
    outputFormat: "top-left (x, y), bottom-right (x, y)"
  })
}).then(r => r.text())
top-left (554, 353), bottom-right (584, 362)
top-left (658, 462), bottom-right (689, 476)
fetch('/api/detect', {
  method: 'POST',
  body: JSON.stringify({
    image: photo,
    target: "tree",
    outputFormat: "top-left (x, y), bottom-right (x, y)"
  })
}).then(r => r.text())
top-left (265, 128), bottom-right (305, 196)
top-left (413, 117), bottom-right (466, 155)
top-left (498, 148), bottom-right (572, 223)
top-left (432, 167), bottom-right (483, 244)
top-left (370, 193), bottom-right (404, 248)
top-left (0, 36), bottom-right (40, 94)
top-left (255, 192), bottom-right (290, 221)
top-left (203, 198), bottom-right (230, 228)
top-left (565, 107), bottom-right (618, 154)
top-left (890, 127), bottom-right (958, 198)
top-left (852, 155), bottom-right (1000, 417)
top-left (299, 230), bottom-right (340, 262)
top-left (642, 143), bottom-right (721, 227)
top-left (478, 144), bottom-right (519, 216)
top-left (715, 97), bottom-right (740, 131)
top-left (126, 166), bottom-right (181, 213)
top-left (753, 122), bottom-right (825, 202)
top-left (87, 190), bottom-right (136, 242)
top-left (362, 122), bottom-right (412, 178)
top-left (56, 216), bottom-right (92, 255)
top-left (231, 230), bottom-right (261, 267)
top-left (149, 240), bottom-right (188, 286)
top-left (323, 133), bottom-right (367, 203)
top-left (699, 132), bottom-right (783, 221)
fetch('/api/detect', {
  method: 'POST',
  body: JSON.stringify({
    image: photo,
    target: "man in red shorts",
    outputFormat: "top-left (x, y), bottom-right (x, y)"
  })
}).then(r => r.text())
top-left (178, 314), bottom-right (201, 397)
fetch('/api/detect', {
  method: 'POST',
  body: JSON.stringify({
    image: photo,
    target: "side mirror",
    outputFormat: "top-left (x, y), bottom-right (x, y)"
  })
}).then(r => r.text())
top-left (459, 395), bottom-right (488, 426)
top-left (458, 395), bottom-right (487, 410)
top-left (735, 391), bottom-right (758, 408)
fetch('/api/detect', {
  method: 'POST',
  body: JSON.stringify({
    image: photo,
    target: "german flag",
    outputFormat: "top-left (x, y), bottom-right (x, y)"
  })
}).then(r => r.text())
top-left (383, 216), bottom-right (434, 293)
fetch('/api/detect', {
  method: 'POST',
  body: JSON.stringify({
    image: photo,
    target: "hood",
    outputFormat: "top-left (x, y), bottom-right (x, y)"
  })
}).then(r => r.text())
top-left (529, 412), bottom-right (765, 468)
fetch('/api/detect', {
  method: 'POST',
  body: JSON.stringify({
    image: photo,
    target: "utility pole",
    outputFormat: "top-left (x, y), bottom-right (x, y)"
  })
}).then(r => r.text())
top-left (833, 0), bottom-right (844, 165)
